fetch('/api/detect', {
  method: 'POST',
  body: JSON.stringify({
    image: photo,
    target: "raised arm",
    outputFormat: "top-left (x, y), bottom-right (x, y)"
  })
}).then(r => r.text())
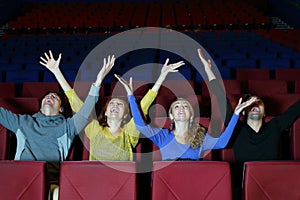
top-left (151, 59), bottom-right (185, 92)
top-left (197, 48), bottom-right (216, 82)
top-left (39, 50), bottom-right (72, 92)
top-left (71, 58), bottom-right (116, 133)
top-left (115, 74), bottom-right (145, 127)
top-left (212, 97), bottom-right (258, 149)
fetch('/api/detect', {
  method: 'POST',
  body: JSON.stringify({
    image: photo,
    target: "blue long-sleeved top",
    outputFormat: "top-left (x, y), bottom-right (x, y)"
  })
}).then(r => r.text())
top-left (128, 94), bottom-right (239, 160)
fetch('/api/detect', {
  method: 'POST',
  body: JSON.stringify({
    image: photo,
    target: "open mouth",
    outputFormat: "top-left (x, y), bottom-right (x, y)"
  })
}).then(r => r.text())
top-left (110, 107), bottom-right (119, 113)
top-left (250, 107), bottom-right (260, 112)
top-left (45, 98), bottom-right (54, 104)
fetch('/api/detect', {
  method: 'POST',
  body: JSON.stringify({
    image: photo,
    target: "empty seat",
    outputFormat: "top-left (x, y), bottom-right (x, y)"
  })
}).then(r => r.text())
top-left (247, 80), bottom-right (288, 97)
top-left (157, 80), bottom-right (196, 98)
top-left (201, 80), bottom-right (242, 97)
top-left (275, 68), bottom-right (300, 81)
top-left (21, 82), bottom-right (61, 97)
top-left (5, 70), bottom-right (40, 83)
top-left (292, 118), bottom-right (300, 160)
top-left (0, 82), bottom-right (16, 97)
top-left (152, 161), bottom-right (232, 200)
top-left (0, 97), bottom-right (39, 114)
top-left (0, 160), bottom-right (47, 200)
top-left (259, 58), bottom-right (291, 69)
top-left (110, 80), bottom-right (149, 97)
top-left (243, 161), bottom-right (300, 200)
top-left (154, 95), bottom-right (177, 117)
top-left (294, 80), bottom-right (300, 93)
top-left (59, 161), bottom-right (137, 200)
top-left (261, 94), bottom-right (300, 116)
top-left (0, 125), bottom-right (7, 160)
top-left (236, 68), bottom-right (270, 80)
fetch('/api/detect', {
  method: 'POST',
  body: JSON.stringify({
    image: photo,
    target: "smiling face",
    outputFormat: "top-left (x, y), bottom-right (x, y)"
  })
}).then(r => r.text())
top-left (169, 98), bottom-right (194, 123)
top-left (40, 92), bottom-right (63, 116)
top-left (105, 98), bottom-right (128, 121)
top-left (245, 97), bottom-right (265, 120)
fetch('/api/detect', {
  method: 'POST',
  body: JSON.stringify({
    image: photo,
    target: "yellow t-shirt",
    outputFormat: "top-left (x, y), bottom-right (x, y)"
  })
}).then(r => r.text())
top-left (65, 89), bottom-right (157, 161)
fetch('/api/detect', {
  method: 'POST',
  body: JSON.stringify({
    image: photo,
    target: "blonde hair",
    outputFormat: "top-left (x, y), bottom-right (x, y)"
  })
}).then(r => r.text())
top-left (169, 98), bottom-right (206, 149)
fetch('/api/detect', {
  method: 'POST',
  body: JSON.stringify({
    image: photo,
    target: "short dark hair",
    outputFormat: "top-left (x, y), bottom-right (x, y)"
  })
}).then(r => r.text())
top-left (40, 90), bottom-right (69, 116)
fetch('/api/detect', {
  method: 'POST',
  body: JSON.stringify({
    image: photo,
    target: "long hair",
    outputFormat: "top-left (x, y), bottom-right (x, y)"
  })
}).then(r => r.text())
top-left (97, 96), bottom-right (130, 127)
top-left (169, 98), bottom-right (206, 149)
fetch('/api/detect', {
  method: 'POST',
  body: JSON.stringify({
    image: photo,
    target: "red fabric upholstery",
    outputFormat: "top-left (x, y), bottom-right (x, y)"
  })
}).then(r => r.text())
top-left (243, 161), bottom-right (300, 200)
top-left (236, 68), bottom-right (270, 81)
top-left (152, 161), bottom-right (232, 200)
top-left (292, 118), bottom-right (300, 160)
top-left (247, 80), bottom-right (288, 97)
top-left (0, 97), bottom-right (39, 114)
top-left (21, 82), bottom-right (61, 97)
top-left (0, 160), bottom-right (46, 200)
top-left (0, 82), bottom-right (16, 97)
top-left (0, 125), bottom-right (7, 160)
top-left (59, 161), bottom-right (137, 200)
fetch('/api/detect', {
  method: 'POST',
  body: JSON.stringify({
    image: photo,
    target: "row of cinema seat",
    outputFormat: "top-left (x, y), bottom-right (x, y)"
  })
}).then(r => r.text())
top-left (7, 0), bottom-right (270, 33)
top-left (0, 160), bottom-right (300, 200)
top-left (3, 68), bottom-right (300, 97)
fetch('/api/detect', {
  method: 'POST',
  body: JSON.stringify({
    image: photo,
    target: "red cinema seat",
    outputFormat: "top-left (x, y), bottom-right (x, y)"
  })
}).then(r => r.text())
top-left (247, 80), bottom-right (288, 97)
top-left (292, 118), bottom-right (300, 160)
top-left (0, 125), bottom-right (7, 160)
top-left (0, 97), bottom-right (39, 114)
top-left (59, 161), bottom-right (137, 200)
top-left (243, 161), bottom-right (300, 200)
top-left (236, 68), bottom-right (270, 81)
top-left (0, 160), bottom-right (47, 200)
top-left (152, 161), bottom-right (232, 200)
top-left (0, 82), bottom-right (16, 97)
top-left (22, 82), bottom-right (61, 97)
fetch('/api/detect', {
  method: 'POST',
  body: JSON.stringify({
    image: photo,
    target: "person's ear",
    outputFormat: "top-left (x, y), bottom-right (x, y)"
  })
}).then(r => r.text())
top-left (169, 113), bottom-right (174, 120)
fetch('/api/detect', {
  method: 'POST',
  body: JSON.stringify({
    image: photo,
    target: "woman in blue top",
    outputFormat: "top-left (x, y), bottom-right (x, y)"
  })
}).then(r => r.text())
top-left (115, 48), bottom-right (256, 160)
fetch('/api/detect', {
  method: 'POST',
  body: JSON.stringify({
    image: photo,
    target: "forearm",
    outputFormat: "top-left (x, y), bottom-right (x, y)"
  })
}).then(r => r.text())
top-left (151, 74), bottom-right (167, 92)
top-left (52, 69), bottom-right (72, 92)
top-left (205, 67), bottom-right (216, 81)
top-left (73, 84), bottom-right (100, 133)
top-left (213, 114), bottom-right (239, 149)
top-left (128, 94), bottom-right (146, 127)
top-left (209, 79), bottom-right (233, 127)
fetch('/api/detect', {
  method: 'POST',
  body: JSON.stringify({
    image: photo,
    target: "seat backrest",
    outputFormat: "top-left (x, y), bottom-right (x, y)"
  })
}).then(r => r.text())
top-left (292, 118), bottom-right (300, 160)
top-left (152, 161), bottom-right (232, 200)
top-left (0, 97), bottom-right (39, 114)
top-left (0, 160), bottom-right (46, 200)
top-left (236, 68), bottom-right (270, 81)
top-left (275, 68), bottom-right (300, 81)
top-left (0, 125), bottom-right (8, 160)
top-left (247, 80), bottom-right (288, 97)
top-left (243, 161), bottom-right (300, 200)
top-left (59, 161), bottom-right (137, 200)
top-left (0, 82), bottom-right (16, 97)
top-left (22, 82), bottom-right (60, 97)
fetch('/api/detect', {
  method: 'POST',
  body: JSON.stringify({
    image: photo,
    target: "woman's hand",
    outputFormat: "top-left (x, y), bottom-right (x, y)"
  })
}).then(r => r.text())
top-left (114, 74), bottom-right (133, 95)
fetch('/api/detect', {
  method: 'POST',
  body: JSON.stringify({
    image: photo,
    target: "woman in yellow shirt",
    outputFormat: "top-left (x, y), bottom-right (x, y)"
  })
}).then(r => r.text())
top-left (42, 50), bottom-right (184, 161)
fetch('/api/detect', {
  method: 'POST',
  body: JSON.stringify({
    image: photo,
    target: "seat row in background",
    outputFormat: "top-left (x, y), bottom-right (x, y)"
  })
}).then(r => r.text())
top-left (0, 160), bottom-right (300, 200)
top-left (0, 68), bottom-right (300, 98)
top-left (6, 0), bottom-right (270, 33)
